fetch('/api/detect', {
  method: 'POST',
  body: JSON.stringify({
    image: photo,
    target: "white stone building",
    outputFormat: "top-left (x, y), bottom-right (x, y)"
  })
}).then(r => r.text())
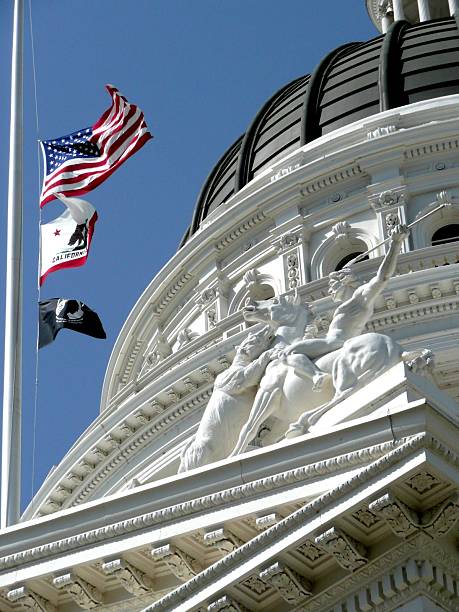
top-left (1, 1), bottom-right (459, 610)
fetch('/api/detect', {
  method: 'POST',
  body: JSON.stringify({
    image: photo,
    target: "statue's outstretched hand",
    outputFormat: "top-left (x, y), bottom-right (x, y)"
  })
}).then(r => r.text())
top-left (389, 223), bottom-right (409, 242)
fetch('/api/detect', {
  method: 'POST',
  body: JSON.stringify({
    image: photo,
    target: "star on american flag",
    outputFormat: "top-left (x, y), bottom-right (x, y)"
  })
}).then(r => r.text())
top-left (43, 128), bottom-right (100, 174)
top-left (39, 85), bottom-right (152, 207)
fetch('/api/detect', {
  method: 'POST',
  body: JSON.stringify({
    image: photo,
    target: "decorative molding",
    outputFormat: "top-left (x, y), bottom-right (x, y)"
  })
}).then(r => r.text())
top-left (177, 327), bottom-right (200, 349)
top-left (352, 507), bottom-right (380, 528)
top-left (259, 561), bottom-right (312, 604)
top-left (2, 435), bottom-right (454, 574)
top-left (255, 513), bottom-right (281, 530)
top-left (270, 163), bottom-right (300, 184)
top-left (273, 231), bottom-right (301, 253)
top-left (329, 557), bottom-right (459, 612)
top-left (0, 436), bottom-right (428, 570)
top-left (151, 543), bottom-right (201, 581)
top-left (194, 288), bottom-right (217, 308)
top-left (240, 575), bottom-right (272, 595)
top-left (315, 527), bottom-right (368, 571)
top-left (404, 137), bottom-right (459, 160)
top-left (384, 293), bottom-right (396, 310)
top-left (297, 540), bottom-right (326, 562)
top-left (370, 491), bottom-right (459, 539)
top-left (218, 356), bottom-right (231, 369)
top-left (53, 572), bottom-right (102, 609)
top-left (369, 188), bottom-right (406, 212)
top-left (369, 493), bottom-right (419, 537)
top-left (286, 252), bottom-right (300, 289)
top-left (303, 531), bottom-right (459, 611)
top-left (153, 271), bottom-right (194, 316)
top-left (331, 220), bottom-right (351, 242)
top-left (206, 306), bottom-right (218, 329)
top-left (138, 335), bottom-right (172, 380)
top-left (183, 377), bottom-right (198, 393)
top-left (207, 595), bottom-right (248, 612)
top-left (7, 586), bottom-right (55, 612)
top-left (68, 387), bottom-right (212, 508)
top-left (405, 471), bottom-right (442, 494)
top-left (215, 211), bottom-right (267, 252)
top-left (423, 493), bottom-right (459, 537)
top-left (299, 164), bottom-right (362, 196)
top-left (367, 124), bottom-right (397, 139)
top-left (199, 366), bottom-right (215, 383)
top-left (145, 435), bottom-right (449, 611)
top-left (119, 339), bottom-right (143, 385)
top-left (204, 528), bottom-right (243, 554)
top-left (102, 558), bottom-right (154, 596)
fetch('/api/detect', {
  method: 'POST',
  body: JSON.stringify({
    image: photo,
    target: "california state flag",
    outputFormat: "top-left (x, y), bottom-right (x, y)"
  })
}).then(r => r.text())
top-left (40, 195), bottom-right (98, 285)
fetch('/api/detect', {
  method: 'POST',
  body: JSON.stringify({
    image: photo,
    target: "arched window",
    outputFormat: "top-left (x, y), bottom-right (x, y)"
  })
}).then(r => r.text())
top-left (431, 224), bottom-right (459, 246)
top-left (335, 252), bottom-right (369, 271)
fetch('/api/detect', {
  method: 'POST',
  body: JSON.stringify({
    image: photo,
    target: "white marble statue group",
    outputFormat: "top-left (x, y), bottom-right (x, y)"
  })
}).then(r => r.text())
top-left (178, 225), bottom-right (434, 473)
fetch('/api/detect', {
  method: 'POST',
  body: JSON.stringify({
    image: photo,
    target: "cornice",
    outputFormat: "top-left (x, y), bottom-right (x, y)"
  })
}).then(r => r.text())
top-left (145, 432), bottom-right (459, 611)
top-left (300, 532), bottom-right (459, 612)
top-left (1, 435), bottom-right (426, 573)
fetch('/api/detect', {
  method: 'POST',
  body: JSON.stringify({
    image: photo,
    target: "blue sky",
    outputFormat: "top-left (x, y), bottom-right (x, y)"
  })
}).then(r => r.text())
top-left (0, 1), bottom-right (377, 513)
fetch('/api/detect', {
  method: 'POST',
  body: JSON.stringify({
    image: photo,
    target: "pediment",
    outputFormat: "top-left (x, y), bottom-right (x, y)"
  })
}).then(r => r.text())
top-left (145, 439), bottom-right (459, 612)
top-left (142, 370), bottom-right (459, 612)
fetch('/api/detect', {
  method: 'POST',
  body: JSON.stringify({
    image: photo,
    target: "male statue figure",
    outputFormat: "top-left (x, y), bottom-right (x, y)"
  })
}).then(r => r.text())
top-left (282, 224), bottom-right (409, 386)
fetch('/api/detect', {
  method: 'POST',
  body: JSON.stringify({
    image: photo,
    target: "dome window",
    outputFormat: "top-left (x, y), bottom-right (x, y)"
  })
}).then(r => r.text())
top-left (335, 252), bottom-right (369, 271)
top-left (431, 224), bottom-right (459, 246)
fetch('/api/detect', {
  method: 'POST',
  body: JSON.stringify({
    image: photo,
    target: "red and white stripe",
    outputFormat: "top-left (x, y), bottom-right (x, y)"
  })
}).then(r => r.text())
top-left (40, 85), bottom-right (152, 207)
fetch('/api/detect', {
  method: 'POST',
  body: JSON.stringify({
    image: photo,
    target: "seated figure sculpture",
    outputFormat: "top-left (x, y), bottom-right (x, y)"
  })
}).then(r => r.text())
top-left (178, 325), bottom-right (278, 472)
top-left (281, 224), bottom-right (409, 389)
top-left (229, 224), bottom-right (434, 454)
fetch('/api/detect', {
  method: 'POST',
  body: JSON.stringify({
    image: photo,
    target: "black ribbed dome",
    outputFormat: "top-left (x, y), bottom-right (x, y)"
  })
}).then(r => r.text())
top-left (182, 17), bottom-right (459, 245)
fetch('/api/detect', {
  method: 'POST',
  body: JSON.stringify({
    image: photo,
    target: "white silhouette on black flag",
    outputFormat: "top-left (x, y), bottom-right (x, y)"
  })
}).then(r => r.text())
top-left (39, 299), bottom-right (106, 349)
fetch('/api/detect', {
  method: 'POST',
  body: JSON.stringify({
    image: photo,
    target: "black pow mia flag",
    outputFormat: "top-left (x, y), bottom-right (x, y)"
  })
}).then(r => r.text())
top-left (39, 298), bottom-right (106, 349)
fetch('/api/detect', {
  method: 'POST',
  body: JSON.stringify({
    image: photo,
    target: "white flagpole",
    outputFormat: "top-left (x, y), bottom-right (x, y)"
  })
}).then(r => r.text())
top-left (1, 0), bottom-right (24, 529)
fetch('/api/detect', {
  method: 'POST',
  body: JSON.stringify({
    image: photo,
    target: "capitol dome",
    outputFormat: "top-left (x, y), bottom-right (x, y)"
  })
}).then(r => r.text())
top-left (3, 2), bottom-right (459, 611)
top-left (185, 15), bottom-right (459, 243)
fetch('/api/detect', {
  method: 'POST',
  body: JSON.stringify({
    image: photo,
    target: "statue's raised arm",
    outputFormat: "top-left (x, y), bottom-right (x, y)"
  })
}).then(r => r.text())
top-left (282, 224), bottom-right (409, 371)
top-left (356, 223), bottom-right (409, 305)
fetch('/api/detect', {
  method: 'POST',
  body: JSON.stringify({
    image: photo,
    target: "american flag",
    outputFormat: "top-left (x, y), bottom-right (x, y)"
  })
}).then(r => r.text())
top-left (40, 85), bottom-right (152, 207)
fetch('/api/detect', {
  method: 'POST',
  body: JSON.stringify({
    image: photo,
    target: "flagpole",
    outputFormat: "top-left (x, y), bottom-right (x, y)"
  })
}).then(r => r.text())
top-left (1, 0), bottom-right (24, 529)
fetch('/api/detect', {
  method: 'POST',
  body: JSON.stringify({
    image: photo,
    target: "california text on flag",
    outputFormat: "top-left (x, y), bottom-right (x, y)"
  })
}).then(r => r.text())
top-left (39, 195), bottom-right (98, 285)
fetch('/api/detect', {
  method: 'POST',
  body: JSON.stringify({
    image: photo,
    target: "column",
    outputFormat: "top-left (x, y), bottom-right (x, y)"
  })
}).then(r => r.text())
top-left (449, 0), bottom-right (459, 15)
top-left (393, 0), bottom-right (406, 21)
top-left (417, 0), bottom-right (431, 21)
top-left (382, 12), bottom-right (394, 33)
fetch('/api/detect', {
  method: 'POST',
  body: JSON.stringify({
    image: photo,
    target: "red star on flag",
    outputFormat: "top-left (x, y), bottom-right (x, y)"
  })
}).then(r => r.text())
top-left (54, 229), bottom-right (61, 236)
